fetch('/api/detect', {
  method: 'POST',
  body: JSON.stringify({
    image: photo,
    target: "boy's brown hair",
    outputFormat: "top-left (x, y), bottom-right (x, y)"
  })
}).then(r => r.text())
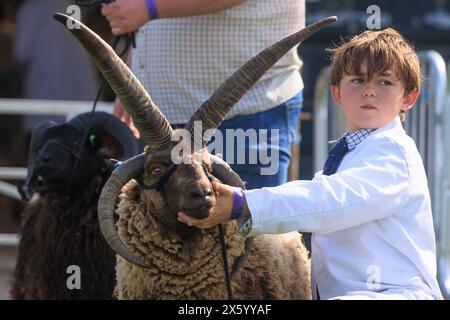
top-left (328, 28), bottom-right (421, 121)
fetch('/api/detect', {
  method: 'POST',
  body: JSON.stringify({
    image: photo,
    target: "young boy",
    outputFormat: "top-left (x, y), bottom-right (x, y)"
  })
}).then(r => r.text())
top-left (178, 28), bottom-right (444, 300)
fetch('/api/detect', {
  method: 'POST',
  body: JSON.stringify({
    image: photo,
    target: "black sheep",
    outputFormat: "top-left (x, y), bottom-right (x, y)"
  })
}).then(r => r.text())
top-left (9, 112), bottom-right (139, 299)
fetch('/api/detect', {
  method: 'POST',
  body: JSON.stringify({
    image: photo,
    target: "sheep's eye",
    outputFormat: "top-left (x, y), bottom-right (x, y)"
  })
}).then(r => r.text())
top-left (151, 168), bottom-right (162, 177)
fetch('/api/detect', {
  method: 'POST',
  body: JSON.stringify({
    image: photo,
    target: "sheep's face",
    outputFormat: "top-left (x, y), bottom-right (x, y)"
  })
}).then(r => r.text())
top-left (34, 125), bottom-right (107, 195)
top-left (142, 148), bottom-right (216, 230)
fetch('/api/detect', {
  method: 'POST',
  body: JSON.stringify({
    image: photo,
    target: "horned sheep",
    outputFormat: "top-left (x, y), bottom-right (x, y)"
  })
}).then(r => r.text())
top-left (55, 13), bottom-right (337, 299)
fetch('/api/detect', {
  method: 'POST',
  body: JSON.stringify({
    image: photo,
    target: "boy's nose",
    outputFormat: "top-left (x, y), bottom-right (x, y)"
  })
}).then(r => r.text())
top-left (363, 86), bottom-right (376, 97)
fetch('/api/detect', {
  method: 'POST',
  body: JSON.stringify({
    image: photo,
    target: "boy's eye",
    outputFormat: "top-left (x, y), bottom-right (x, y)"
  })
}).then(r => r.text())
top-left (350, 78), bottom-right (363, 84)
top-left (379, 80), bottom-right (392, 86)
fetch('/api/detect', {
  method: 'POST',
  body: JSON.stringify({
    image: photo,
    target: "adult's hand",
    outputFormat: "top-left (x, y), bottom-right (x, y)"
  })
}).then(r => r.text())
top-left (101, 0), bottom-right (248, 35)
top-left (101, 0), bottom-right (149, 36)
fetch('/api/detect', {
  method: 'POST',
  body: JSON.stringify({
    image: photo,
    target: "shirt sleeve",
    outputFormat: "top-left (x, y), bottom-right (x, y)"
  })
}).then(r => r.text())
top-left (245, 136), bottom-right (411, 236)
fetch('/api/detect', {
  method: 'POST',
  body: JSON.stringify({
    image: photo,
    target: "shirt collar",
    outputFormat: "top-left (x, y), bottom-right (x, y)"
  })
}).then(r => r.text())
top-left (328, 117), bottom-right (403, 151)
top-left (345, 129), bottom-right (376, 151)
top-left (329, 128), bottom-right (376, 152)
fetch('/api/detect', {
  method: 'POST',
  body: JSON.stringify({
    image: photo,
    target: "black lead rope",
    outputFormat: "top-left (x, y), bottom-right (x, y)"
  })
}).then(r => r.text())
top-left (218, 224), bottom-right (233, 300)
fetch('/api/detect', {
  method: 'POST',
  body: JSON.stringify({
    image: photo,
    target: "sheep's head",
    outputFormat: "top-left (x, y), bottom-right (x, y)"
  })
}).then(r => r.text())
top-left (140, 145), bottom-right (216, 230)
top-left (19, 112), bottom-right (139, 201)
top-left (54, 13), bottom-right (336, 268)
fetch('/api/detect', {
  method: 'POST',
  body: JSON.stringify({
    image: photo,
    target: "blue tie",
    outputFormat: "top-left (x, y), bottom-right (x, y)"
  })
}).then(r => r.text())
top-left (323, 137), bottom-right (349, 175)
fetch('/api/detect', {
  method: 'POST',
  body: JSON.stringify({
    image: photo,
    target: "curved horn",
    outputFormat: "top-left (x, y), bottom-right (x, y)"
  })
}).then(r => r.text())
top-left (209, 155), bottom-right (246, 189)
top-left (53, 13), bottom-right (173, 151)
top-left (97, 154), bottom-right (153, 268)
top-left (186, 16), bottom-right (337, 147)
top-left (68, 112), bottom-right (140, 159)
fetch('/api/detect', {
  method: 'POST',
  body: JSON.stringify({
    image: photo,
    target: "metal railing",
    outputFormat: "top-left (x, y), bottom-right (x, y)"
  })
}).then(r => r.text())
top-left (402, 51), bottom-right (449, 299)
top-left (0, 233), bottom-right (20, 247)
top-left (313, 50), bottom-right (450, 299)
top-left (0, 98), bottom-right (113, 118)
top-left (313, 68), bottom-right (346, 172)
top-left (0, 98), bottom-right (113, 246)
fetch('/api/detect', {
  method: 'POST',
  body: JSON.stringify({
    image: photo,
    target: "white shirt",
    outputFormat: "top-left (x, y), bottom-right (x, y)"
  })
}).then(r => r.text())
top-left (132, 0), bottom-right (305, 124)
top-left (244, 117), bottom-right (443, 299)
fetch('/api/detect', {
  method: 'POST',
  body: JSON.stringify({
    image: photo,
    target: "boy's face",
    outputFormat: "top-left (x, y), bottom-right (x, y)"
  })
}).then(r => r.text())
top-left (330, 60), bottom-right (419, 132)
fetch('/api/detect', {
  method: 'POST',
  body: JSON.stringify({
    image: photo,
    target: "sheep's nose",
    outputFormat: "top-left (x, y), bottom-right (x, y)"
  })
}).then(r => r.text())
top-left (183, 186), bottom-right (215, 219)
top-left (189, 188), bottom-right (213, 202)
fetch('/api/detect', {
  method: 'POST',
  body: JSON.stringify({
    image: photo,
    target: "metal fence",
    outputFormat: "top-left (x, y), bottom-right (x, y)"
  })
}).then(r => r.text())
top-left (404, 51), bottom-right (449, 299)
top-left (313, 50), bottom-right (450, 299)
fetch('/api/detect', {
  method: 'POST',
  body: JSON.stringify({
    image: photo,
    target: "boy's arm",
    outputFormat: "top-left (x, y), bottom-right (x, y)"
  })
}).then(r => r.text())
top-left (180, 137), bottom-right (412, 236)
top-left (245, 137), bottom-right (411, 235)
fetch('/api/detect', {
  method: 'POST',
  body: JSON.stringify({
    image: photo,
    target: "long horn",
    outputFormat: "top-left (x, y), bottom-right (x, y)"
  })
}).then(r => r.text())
top-left (97, 154), bottom-right (153, 268)
top-left (68, 112), bottom-right (140, 159)
top-left (53, 13), bottom-right (173, 151)
top-left (185, 16), bottom-right (337, 147)
top-left (209, 155), bottom-right (246, 189)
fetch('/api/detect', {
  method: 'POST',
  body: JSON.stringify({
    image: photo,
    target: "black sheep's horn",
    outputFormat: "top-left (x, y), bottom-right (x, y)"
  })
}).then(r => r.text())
top-left (67, 112), bottom-right (140, 159)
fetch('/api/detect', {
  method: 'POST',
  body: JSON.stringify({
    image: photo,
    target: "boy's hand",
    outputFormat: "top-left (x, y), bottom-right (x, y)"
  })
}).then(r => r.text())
top-left (178, 181), bottom-right (234, 229)
top-left (101, 0), bottom-right (149, 36)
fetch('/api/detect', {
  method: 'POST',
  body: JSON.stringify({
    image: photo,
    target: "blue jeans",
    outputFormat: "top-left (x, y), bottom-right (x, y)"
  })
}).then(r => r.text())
top-left (209, 91), bottom-right (303, 189)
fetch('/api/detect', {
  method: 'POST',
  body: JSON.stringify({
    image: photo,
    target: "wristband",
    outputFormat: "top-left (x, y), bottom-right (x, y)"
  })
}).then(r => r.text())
top-left (145, 0), bottom-right (159, 20)
top-left (229, 188), bottom-right (245, 220)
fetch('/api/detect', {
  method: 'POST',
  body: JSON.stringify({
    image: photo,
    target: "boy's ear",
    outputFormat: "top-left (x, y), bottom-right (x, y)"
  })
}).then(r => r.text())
top-left (401, 89), bottom-right (419, 112)
top-left (330, 84), bottom-right (342, 106)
